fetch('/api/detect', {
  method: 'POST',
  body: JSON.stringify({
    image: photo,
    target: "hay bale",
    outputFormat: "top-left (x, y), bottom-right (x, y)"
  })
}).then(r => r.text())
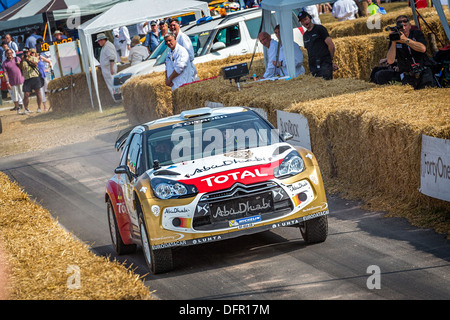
top-left (288, 86), bottom-right (450, 232)
top-left (0, 172), bottom-right (153, 300)
top-left (325, 7), bottom-right (447, 38)
top-left (173, 75), bottom-right (375, 125)
top-left (333, 34), bottom-right (388, 81)
top-left (48, 68), bottom-right (116, 113)
top-left (121, 71), bottom-right (173, 124)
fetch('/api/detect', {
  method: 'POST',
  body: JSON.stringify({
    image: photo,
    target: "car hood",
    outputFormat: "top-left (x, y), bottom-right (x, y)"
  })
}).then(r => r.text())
top-left (116, 59), bottom-right (158, 77)
top-left (148, 143), bottom-right (295, 193)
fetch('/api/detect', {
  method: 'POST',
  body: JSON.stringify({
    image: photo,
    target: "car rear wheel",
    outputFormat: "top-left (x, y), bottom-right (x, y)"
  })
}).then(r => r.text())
top-left (299, 215), bottom-right (328, 244)
top-left (107, 199), bottom-right (136, 255)
top-left (137, 201), bottom-right (173, 274)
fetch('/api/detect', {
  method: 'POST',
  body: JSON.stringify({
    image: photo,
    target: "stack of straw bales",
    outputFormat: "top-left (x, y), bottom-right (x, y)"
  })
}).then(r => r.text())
top-left (121, 72), bottom-right (173, 124)
top-left (325, 7), bottom-right (448, 39)
top-left (0, 172), bottom-right (153, 299)
top-left (48, 68), bottom-right (115, 112)
top-left (172, 75), bottom-right (375, 125)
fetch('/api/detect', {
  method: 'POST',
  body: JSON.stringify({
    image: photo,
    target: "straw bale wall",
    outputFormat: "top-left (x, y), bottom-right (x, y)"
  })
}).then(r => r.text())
top-left (173, 79), bottom-right (450, 228)
top-left (172, 75), bottom-right (374, 125)
top-left (325, 7), bottom-right (448, 39)
top-left (47, 64), bottom-right (131, 112)
top-left (121, 72), bottom-right (173, 124)
top-left (48, 68), bottom-right (115, 112)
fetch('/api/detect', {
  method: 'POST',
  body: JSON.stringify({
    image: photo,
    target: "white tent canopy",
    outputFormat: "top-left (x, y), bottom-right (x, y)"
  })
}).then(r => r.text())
top-left (0, 0), bottom-right (128, 21)
top-left (78, 0), bottom-right (210, 112)
top-left (0, 0), bottom-right (127, 36)
top-left (261, 0), bottom-right (450, 79)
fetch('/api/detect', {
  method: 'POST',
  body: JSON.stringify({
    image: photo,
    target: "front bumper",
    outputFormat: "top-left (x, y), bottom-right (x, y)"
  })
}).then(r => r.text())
top-left (140, 165), bottom-right (328, 250)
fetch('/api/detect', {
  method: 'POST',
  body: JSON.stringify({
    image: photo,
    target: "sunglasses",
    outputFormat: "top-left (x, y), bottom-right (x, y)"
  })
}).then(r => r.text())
top-left (396, 19), bottom-right (409, 24)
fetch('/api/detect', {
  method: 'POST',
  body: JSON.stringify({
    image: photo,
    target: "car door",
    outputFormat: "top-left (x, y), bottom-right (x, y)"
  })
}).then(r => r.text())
top-left (120, 131), bottom-right (144, 230)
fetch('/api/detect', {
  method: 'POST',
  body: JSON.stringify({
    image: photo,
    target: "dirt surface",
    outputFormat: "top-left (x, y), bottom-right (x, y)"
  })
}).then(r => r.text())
top-left (0, 97), bottom-right (131, 158)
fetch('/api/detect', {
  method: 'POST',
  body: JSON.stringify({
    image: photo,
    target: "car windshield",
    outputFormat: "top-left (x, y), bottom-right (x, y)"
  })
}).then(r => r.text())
top-left (146, 111), bottom-right (282, 167)
top-left (149, 40), bottom-right (167, 60)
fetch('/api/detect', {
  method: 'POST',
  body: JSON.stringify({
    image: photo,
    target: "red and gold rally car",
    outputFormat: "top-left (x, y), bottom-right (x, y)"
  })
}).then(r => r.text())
top-left (105, 106), bottom-right (329, 274)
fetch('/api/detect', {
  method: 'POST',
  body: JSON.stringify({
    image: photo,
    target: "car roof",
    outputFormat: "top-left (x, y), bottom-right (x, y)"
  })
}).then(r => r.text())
top-left (143, 106), bottom-right (250, 130)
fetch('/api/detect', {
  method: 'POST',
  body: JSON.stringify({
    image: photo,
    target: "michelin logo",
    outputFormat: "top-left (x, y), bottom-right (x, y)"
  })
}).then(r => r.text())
top-left (229, 215), bottom-right (261, 228)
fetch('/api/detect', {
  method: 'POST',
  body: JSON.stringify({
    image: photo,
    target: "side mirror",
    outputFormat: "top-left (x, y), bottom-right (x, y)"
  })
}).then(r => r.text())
top-left (281, 132), bottom-right (294, 141)
top-left (115, 165), bottom-right (133, 180)
top-left (211, 41), bottom-right (226, 52)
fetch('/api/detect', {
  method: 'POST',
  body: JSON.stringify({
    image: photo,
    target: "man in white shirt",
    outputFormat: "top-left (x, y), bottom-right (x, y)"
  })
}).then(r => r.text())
top-left (164, 33), bottom-right (194, 91)
top-left (118, 26), bottom-right (131, 59)
top-left (169, 18), bottom-right (197, 79)
top-left (258, 32), bottom-right (282, 78)
top-left (96, 33), bottom-right (117, 99)
top-left (5, 34), bottom-right (19, 53)
top-left (332, 0), bottom-right (359, 21)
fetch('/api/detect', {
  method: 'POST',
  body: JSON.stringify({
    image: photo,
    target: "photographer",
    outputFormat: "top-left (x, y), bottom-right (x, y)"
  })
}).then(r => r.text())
top-left (19, 48), bottom-right (43, 114)
top-left (386, 15), bottom-right (436, 89)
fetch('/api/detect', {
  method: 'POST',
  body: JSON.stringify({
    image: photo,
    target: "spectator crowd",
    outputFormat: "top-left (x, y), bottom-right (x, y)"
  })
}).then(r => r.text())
top-left (1, 0), bottom-right (443, 111)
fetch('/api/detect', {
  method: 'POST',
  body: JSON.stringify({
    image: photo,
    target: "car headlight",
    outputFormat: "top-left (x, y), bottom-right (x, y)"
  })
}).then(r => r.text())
top-left (150, 178), bottom-right (198, 200)
top-left (274, 150), bottom-right (305, 178)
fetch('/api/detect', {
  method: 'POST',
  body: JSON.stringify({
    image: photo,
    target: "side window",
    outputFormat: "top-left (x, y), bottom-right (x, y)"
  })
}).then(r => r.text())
top-left (214, 24), bottom-right (240, 47)
top-left (126, 133), bottom-right (142, 176)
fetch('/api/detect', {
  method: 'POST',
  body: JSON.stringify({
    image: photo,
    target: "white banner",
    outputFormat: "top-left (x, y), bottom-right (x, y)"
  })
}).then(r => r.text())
top-left (419, 135), bottom-right (450, 202)
top-left (276, 110), bottom-right (311, 150)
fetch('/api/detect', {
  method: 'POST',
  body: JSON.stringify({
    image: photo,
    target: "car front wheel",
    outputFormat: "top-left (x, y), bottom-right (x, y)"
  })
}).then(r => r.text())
top-left (137, 202), bottom-right (173, 274)
top-left (299, 215), bottom-right (328, 244)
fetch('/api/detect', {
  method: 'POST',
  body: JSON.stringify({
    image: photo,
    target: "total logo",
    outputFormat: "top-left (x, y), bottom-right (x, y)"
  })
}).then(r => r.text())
top-left (200, 168), bottom-right (268, 187)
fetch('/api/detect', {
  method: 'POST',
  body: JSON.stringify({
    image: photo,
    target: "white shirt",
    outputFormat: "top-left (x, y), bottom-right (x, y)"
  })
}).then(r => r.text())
top-left (305, 5), bottom-right (321, 25)
top-left (175, 30), bottom-right (194, 62)
top-left (165, 44), bottom-right (194, 90)
top-left (278, 42), bottom-right (305, 78)
top-left (332, 0), bottom-right (359, 21)
top-left (128, 44), bottom-right (149, 66)
top-left (263, 39), bottom-right (281, 78)
top-left (176, 30), bottom-right (197, 79)
top-left (99, 40), bottom-right (117, 70)
top-left (118, 26), bottom-right (131, 57)
top-left (137, 22), bottom-right (149, 35)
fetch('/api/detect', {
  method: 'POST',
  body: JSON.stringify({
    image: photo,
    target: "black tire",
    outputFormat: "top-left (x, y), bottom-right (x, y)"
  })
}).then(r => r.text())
top-left (299, 215), bottom-right (328, 244)
top-left (107, 199), bottom-right (137, 255)
top-left (137, 201), bottom-right (173, 274)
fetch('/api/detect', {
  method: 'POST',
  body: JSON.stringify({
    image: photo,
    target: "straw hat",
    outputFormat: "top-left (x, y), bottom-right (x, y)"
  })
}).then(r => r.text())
top-left (95, 33), bottom-right (108, 42)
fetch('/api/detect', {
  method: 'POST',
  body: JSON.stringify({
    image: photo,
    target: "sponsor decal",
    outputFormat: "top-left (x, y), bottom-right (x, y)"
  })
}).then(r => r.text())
top-left (303, 202), bottom-right (328, 213)
top-left (117, 202), bottom-right (127, 214)
top-left (420, 135), bottom-right (450, 202)
top-left (152, 240), bottom-right (187, 250)
top-left (229, 215), bottom-right (261, 228)
top-left (213, 198), bottom-right (271, 219)
top-left (164, 207), bottom-right (191, 215)
top-left (140, 186), bottom-right (147, 193)
top-left (192, 235), bottom-right (223, 245)
top-left (179, 161), bottom-right (280, 192)
top-left (151, 205), bottom-right (160, 217)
